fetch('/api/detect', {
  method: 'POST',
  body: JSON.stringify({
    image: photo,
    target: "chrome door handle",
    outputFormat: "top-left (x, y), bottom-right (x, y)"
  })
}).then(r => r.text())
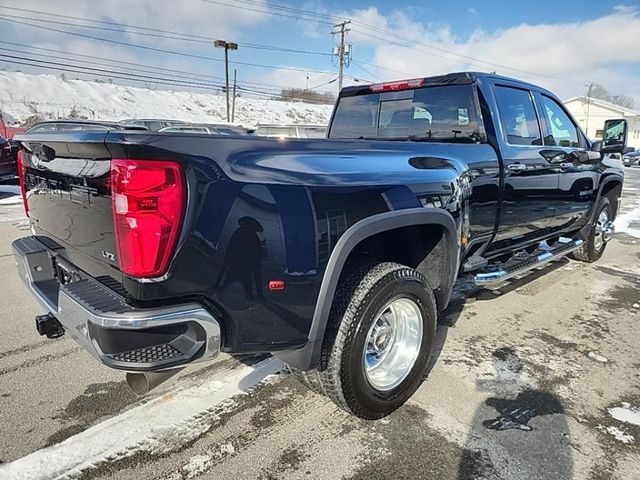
top-left (507, 163), bottom-right (527, 172)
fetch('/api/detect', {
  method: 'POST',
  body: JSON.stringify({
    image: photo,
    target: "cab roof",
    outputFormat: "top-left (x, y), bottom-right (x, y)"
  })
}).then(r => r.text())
top-left (339, 71), bottom-right (546, 97)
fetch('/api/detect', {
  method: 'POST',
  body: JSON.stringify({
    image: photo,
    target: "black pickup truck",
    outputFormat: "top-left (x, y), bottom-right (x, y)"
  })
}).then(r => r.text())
top-left (12, 72), bottom-right (627, 419)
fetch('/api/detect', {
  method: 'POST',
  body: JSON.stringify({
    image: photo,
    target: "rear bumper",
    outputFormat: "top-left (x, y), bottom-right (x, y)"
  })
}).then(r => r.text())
top-left (12, 236), bottom-right (221, 372)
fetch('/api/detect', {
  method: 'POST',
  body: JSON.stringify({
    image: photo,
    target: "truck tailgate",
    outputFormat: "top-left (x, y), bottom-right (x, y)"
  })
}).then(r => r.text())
top-left (19, 132), bottom-right (120, 279)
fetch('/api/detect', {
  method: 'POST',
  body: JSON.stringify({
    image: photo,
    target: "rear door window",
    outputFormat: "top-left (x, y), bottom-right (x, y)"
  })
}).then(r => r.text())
top-left (494, 86), bottom-right (542, 146)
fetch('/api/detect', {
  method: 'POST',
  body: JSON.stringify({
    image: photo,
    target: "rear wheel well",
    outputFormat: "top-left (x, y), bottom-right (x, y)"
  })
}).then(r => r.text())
top-left (342, 224), bottom-right (449, 306)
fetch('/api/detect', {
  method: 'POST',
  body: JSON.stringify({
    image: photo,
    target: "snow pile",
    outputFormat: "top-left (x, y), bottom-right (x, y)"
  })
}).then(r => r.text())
top-left (598, 425), bottom-right (634, 444)
top-left (609, 402), bottom-right (640, 426)
top-left (0, 71), bottom-right (333, 126)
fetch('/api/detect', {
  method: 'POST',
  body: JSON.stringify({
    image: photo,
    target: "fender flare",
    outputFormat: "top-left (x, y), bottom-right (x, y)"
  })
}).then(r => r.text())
top-left (596, 173), bottom-right (623, 215)
top-left (274, 207), bottom-right (460, 370)
top-left (576, 173), bottom-right (623, 240)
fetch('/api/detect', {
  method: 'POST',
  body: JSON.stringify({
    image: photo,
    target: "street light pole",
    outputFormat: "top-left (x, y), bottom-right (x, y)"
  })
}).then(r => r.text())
top-left (214, 40), bottom-right (238, 122)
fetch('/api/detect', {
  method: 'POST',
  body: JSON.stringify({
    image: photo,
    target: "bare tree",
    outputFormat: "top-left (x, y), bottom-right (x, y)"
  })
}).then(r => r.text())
top-left (279, 88), bottom-right (335, 105)
top-left (587, 84), bottom-right (611, 102)
top-left (587, 84), bottom-right (635, 109)
top-left (611, 95), bottom-right (635, 109)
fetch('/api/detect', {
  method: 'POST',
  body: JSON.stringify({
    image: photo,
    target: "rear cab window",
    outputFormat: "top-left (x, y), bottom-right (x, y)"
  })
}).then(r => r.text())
top-left (328, 83), bottom-right (482, 143)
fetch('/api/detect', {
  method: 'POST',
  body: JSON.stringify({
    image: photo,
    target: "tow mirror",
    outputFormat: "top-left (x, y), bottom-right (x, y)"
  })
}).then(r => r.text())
top-left (596, 119), bottom-right (628, 154)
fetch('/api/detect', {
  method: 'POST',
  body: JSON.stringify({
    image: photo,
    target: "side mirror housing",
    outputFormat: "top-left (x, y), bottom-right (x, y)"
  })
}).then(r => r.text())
top-left (596, 119), bottom-right (628, 154)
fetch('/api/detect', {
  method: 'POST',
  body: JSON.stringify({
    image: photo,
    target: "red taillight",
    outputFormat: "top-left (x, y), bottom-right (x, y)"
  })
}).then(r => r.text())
top-left (16, 150), bottom-right (29, 217)
top-left (369, 78), bottom-right (424, 92)
top-left (110, 159), bottom-right (185, 278)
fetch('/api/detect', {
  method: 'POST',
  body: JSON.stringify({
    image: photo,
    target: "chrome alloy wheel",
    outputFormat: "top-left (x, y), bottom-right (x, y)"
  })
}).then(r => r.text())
top-left (363, 297), bottom-right (423, 391)
top-left (594, 209), bottom-right (614, 251)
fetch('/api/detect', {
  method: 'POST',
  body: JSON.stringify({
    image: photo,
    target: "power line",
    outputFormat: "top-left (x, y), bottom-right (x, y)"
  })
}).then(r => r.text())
top-left (0, 9), bottom-right (331, 57)
top-left (0, 53), bottom-right (223, 89)
top-left (0, 58), bottom-right (222, 90)
top-left (0, 40), bottom-right (309, 92)
top-left (200, 0), bottom-right (334, 25)
top-left (239, 43), bottom-right (330, 56)
top-left (0, 56), bottom-right (335, 104)
top-left (2, 0), bottom-right (577, 89)
top-left (1, 6), bottom-right (214, 40)
top-left (351, 58), bottom-right (412, 77)
top-left (0, 45), bottom-right (218, 84)
top-left (232, 0), bottom-right (333, 18)
top-left (0, 16), bottom-right (340, 76)
top-left (308, 78), bottom-right (337, 90)
top-left (201, 0), bottom-right (577, 84)
top-left (350, 59), bottom-right (383, 82)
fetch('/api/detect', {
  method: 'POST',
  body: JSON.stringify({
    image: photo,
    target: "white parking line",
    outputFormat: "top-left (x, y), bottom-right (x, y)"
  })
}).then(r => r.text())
top-left (0, 358), bottom-right (285, 480)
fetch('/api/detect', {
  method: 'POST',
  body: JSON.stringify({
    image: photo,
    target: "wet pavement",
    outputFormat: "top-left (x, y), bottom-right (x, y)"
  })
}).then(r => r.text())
top-left (0, 169), bottom-right (639, 479)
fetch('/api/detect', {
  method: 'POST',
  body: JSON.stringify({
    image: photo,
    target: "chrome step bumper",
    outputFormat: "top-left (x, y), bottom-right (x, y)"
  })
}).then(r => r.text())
top-left (12, 236), bottom-right (221, 372)
top-left (474, 238), bottom-right (584, 287)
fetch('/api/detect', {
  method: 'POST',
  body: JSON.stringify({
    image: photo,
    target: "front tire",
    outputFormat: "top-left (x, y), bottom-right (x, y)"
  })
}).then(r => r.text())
top-left (299, 261), bottom-right (437, 419)
top-left (571, 197), bottom-right (613, 263)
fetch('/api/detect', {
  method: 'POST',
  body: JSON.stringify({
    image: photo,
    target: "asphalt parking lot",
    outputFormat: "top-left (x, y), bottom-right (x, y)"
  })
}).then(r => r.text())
top-left (0, 169), bottom-right (639, 480)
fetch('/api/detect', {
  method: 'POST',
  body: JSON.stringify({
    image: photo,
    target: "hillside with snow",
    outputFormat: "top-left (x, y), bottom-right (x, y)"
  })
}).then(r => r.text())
top-left (0, 71), bottom-right (333, 126)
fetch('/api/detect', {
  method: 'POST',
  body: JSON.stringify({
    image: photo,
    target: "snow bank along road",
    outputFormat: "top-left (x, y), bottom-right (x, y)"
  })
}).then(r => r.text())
top-left (1, 170), bottom-right (639, 480)
top-left (0, 71), bottom-right (333, 127)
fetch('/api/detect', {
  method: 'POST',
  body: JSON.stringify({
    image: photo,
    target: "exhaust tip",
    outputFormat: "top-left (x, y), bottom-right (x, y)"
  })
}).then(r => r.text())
top-left (126, 369), bottom-right (181, 396)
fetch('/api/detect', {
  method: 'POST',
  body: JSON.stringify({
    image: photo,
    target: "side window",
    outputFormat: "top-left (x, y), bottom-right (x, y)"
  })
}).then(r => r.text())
top-left (539, 95), bottom-right (580, 148)
top-left (494, 86), bottom-right (542, 146)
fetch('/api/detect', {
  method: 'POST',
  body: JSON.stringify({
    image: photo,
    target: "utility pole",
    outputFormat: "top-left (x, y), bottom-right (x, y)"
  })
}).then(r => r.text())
top-left (332, 20), bottom-right (351, 91)
top-left (214, 39), bottom-right (238, 122)
top-left (586, 82), bottom-right (593, 136)
top-left (231, 69), bottom-right (237, 123)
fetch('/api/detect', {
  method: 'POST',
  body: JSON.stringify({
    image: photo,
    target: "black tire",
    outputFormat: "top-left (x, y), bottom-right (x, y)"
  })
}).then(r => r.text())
top-left (571, 197), bottom-right (612, 263)
top-left (298, 261), bottom-right (437, 420)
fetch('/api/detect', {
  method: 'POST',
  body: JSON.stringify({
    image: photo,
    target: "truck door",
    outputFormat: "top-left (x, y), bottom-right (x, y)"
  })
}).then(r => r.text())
top-left (491, 84), bottom-right (558, 245)
top-left (532, 92), bottom-right (596, 232)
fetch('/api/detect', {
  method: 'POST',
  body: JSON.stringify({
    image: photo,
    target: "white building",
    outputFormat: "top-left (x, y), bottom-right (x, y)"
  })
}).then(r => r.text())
top-left (564, 96), bottom-right (640, 150)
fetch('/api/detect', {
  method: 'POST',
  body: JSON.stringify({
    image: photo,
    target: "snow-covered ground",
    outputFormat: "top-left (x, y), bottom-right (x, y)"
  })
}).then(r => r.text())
top-left (0, 71), bottom-right (333, 126)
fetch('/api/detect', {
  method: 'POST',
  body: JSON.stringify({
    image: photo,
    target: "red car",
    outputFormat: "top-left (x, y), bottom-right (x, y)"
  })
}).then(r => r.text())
top-left (0, 133), bottom-right (18, 182)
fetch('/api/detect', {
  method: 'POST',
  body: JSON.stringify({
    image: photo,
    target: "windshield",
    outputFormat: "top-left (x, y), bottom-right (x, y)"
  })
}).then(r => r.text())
top-left (328, 84), bottom-right (482, 142)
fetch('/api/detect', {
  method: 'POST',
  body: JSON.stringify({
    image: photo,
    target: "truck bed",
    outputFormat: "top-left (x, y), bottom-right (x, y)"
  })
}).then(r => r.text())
top-left (16, 129), bottom-right (500, 353)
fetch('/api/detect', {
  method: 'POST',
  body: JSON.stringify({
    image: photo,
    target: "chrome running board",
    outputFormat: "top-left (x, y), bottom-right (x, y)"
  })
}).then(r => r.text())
top-left (474, 238), bottom-right (583, 287)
